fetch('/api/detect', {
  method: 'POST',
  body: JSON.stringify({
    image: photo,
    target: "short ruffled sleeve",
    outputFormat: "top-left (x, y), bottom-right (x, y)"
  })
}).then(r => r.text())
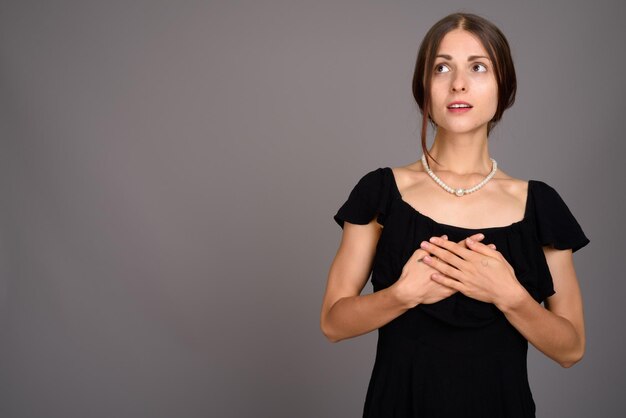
top-left (532, 180), bottom-right (590, 253)
top-left (333, 167), bottom-right (392, 229)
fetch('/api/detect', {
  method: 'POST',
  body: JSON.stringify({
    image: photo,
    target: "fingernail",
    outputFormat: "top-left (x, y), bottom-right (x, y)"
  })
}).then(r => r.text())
top-left (477, 233), bottom-right (484, 239)
top-left (466, 238), bottom-right (474, 244)
top-left (423, 255), bottom-right (432, 262)
top-left (442, 235), bottom-right (448, 240)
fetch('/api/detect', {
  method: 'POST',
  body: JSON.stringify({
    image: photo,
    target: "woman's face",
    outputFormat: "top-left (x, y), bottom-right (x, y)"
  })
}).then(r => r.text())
top-left (429, 28), bottom-right (498, 135)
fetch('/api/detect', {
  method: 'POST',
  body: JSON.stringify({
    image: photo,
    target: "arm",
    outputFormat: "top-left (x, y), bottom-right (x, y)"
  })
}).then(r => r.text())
top-left (321, 222), bottom-right (487, 342)
top-left (496, 246), bottom-right (586, 368)
top-left (421, 235), bottom-right (586, 368)
top-left (320, 219), bottom-right (410, 343)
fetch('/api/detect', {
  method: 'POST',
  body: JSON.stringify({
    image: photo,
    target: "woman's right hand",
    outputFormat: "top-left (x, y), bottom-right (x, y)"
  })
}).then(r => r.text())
top-left (393, 233), bottom-right (497, 308)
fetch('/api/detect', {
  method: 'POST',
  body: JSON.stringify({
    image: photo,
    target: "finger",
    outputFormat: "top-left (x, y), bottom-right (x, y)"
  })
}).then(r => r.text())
top-left (465, 237), bottom-right (501, 258)
top-left (468, 233), bottom-right (486, 241)
top-left (414, 233), bottom-right (486, 258)
top-left (422, 234), bottom-right (488, 268)
top-left (424, 236), bottom-right (476, 264)
top-left (421, 253), bottom-right (464, 281)
top-left (415, 234), bottom-right (448, 257)
top-left (430, 272), bottom-right (464, 291)
top-left (457, 233), bottom-right (485, 248)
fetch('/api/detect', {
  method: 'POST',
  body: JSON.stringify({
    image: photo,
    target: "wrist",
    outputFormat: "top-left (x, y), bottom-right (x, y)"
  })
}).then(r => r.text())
top-left (390, 279), bottom-right (419, 310)
top-left (496, 283), bottom-right (530, 314)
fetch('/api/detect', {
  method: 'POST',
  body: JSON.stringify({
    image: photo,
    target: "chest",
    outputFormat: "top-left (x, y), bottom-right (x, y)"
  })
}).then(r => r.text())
top-left (400, 183), bottom-right (528, 230)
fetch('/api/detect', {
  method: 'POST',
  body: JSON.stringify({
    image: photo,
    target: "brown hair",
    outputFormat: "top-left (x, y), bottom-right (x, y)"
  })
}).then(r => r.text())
top-left (412, 12), bottom-right (517, 166)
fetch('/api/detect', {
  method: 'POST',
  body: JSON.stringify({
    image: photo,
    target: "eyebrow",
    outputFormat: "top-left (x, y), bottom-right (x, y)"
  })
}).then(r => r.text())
top-left (435, 54), bottom-right (490, 61)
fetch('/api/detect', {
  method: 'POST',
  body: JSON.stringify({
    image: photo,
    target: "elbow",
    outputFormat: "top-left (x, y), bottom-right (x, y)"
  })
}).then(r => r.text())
top-left (320, 315), bottom-right (346, 343)
top-left (559, 347), bottom-right (585, 369)
top-left (559, 359), bottom-right (581, 369)
top-left (320, 322), bottom-right (342, 343)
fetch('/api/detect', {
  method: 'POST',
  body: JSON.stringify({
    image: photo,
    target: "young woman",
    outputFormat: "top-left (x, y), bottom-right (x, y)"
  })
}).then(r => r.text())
top-left (321, 12), bottom-right (590, 418)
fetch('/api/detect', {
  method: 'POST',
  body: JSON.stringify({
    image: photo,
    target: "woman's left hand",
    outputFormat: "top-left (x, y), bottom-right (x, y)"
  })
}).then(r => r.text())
top-left (419, 235), bottom-right (525, 308)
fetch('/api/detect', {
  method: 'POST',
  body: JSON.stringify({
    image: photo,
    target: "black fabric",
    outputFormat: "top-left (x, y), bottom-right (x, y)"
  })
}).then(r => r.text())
top-left (334, 168), bottom-right (394, 229)
top-left (531, 180), bottom-right (591, 253)
top-left (333, 167), bottom-right (590, 418)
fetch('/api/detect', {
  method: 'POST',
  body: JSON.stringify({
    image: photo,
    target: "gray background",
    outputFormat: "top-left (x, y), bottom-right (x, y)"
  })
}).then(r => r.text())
top-left (1, 0), bottom-right (623, 417)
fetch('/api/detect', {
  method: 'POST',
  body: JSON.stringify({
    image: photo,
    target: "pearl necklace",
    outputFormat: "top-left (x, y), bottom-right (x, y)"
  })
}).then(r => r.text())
top-left (420, 154), bottom-right (498, 197)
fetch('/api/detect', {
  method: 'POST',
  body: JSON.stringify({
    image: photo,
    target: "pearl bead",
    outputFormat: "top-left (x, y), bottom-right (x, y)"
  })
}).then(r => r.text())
top-left (421, 154), bottom-right (497, 197)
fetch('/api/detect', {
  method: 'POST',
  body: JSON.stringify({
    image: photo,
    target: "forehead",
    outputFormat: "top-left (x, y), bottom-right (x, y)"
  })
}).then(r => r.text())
top-left (437, 29), bottom-right (488, 58)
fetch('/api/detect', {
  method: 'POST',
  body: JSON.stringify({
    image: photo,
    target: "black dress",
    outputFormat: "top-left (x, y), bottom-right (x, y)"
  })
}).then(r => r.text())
top-left (333, 167), bottom-right (590, 418)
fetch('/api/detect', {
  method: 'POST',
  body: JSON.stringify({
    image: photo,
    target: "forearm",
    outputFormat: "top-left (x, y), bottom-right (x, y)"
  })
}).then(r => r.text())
top-left (322, 286), bottom-right (409, 343)
top-left (497, 288), bottom-right (584, 368)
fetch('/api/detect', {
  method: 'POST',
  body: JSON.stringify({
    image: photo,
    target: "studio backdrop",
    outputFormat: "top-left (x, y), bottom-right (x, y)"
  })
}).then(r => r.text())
top-left (1, 1), bottom-right (623, 417)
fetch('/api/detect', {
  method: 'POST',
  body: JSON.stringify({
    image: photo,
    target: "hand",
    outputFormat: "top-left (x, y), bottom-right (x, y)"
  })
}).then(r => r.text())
top-left (393, 233), bottom-right (497, 308)
top-left (418, 235), bottom-right (524, 307)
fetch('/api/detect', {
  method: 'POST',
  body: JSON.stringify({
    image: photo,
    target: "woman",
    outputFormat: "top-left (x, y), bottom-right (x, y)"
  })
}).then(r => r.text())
top-left (320, 12), bottom-right (590, 418)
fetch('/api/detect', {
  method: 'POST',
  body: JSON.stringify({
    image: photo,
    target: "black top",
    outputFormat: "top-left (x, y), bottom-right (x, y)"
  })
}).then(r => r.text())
top-left (333, 167), bottom-right (590, 418)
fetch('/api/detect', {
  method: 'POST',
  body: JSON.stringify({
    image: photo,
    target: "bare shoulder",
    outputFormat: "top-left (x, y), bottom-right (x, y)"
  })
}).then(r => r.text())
top-left (390, 163), bottom-right (430, 191)
top-left (493, 168), bottom-right (529, 205)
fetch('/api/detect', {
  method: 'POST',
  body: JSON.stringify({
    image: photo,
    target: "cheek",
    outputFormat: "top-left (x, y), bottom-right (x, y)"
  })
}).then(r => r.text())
top-left (426, 86), bottom-right (441, 116)
top-left (487, 79), bottom-right (499, 108)
top-left (475, 81), bottom-right (498, 114)
top-left (487, 88), bottom-right (499, 115)
top-left (429, 85), bottom-right (447, 109)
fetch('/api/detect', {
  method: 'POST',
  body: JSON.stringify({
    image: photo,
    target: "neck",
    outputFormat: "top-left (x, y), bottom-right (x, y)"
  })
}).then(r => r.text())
top-left (426, 129), bottom-right (492, 177)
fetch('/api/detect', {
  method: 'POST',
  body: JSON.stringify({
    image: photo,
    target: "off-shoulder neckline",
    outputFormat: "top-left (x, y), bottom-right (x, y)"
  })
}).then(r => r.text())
top-left (385, 166), bottom-right (534, 232)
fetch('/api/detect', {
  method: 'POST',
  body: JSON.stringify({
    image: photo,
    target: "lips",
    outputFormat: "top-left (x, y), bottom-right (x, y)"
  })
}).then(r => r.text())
top-left (447, 101), bottom-right (473, 109)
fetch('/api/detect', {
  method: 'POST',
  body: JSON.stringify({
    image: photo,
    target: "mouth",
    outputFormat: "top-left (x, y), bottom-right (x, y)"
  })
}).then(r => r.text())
top-left (447, 102), bottom-right (473, 110)
top-left (447, 102), bottom-right (473, 113)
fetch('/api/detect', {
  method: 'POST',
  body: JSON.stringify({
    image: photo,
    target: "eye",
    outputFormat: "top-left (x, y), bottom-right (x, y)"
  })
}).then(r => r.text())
top-left (435, 64), bottom-right (450, 73)
top-left (472, 63), bottom-right (488, 72)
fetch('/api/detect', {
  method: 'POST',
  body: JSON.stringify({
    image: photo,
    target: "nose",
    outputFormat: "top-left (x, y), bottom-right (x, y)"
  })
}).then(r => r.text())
top-left (451, 72), bottom-right (467, 92)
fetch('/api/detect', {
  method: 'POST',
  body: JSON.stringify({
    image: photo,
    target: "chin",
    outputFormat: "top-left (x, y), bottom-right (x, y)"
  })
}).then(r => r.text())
top-left (436, 123), bottom-right (489, 134)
